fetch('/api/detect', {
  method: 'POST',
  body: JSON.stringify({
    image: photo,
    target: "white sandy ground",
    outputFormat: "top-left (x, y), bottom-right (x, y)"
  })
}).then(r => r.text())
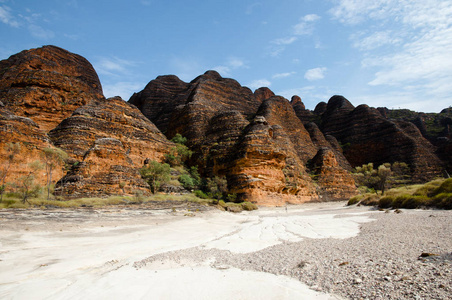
top-left (0, 202), bottom-right (376, 299)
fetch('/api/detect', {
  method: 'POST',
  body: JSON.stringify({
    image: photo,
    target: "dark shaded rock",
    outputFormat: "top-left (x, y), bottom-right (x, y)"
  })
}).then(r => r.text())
top-left (321, 97), bottom-right (443, 181)
top-left (314, 101), bottom-right (328, 115)
top-left (305, 122), bottom-right (352, 171)
top-left (254, 87), bottom-right (275, 102)
top-left (291, 95), bottom-right (315, 124)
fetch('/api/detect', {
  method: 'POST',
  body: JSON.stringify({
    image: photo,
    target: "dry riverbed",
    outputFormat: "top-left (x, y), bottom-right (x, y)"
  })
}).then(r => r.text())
top-left (0, 202), bottom-right (450, 299)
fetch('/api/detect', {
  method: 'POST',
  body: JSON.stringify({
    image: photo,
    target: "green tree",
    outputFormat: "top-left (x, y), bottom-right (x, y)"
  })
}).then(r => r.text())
top-left (353, 162), bottom-right (411, 195)
top-left (165, 134), bottom-right (193, 166)
top-left (41, 148), bottom-right (68, 200)
top-left (205, 176), bottom-right (228, 199)
top-left (171, 133), bottom-right (187, 145)
top-left (18, 161), bottom-right (43, 203)
top-left (0, 143), bottom-right (21, 202)
top-left (139, 161), bottom-right (171, 193)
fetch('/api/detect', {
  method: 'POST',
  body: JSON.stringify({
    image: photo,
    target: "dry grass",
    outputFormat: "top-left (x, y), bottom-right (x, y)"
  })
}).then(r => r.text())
top-left (0, 192), bottom-right (215, 209)
top-left (348, 178), bottom-right (452, 210)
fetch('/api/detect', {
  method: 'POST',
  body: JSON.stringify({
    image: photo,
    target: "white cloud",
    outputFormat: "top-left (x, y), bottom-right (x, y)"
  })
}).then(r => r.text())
top-left (28, 24), bottom-right (54, 39)
top-left (247, 79), bottom-right (271, 90)
top-left (213, 57), bottom-right (247, 76)
top-left (0, 5), bottom-right (19, 27)
top-left (95, 56), bottom-right (137, 77)
top-left (351, 30), bottom-right (401, 50)
top-left (331, 0), bottom-right (452, 111)
top-left (272, 72), bottom-right (296, 79)
top-left (103, 81), bottom-right (145, 100)
top-left (304, 67), bottom-right (326, 81)
top-left (277, 86), bottom-right (333, 109)
top-left (329, 0), bottom-right (397, 24)
top-left (293, 14), bottom-right (321, 35)
top-left (272, 36), bottom-right (297, 45)
top-left (267, 14), bottom-right (320, 57)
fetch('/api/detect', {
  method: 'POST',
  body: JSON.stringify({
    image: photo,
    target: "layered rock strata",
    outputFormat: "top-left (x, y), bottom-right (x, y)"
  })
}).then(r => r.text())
top-left (49, 97), bottom-right (173, 197)
top-left (320, 96), bottom-right (443, 181)
top-left (0, 45), bottom-right (103, 132)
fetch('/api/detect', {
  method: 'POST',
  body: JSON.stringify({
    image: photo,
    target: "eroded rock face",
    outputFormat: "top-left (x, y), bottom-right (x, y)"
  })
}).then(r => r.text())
top-left (257, 96), bottom-right (317, 163)
top-left (227, 116), bottom-right (318, 206)
top-left (130, 74), bottom-right (360, 205)
top-left (305, 122), bottom-right (352, 171)
top-left (310, 148), bottom-right (357, 201)
top-left (291, 95), bottom-right (315, 125)
top-left (0, 45), bottom-right (103, 132)
top-left (321, 96), bottom-right (443, 181)
top-left (0, 107), bottom-right (63, 187)
top-left (48, 97), bottom-right (173, 197)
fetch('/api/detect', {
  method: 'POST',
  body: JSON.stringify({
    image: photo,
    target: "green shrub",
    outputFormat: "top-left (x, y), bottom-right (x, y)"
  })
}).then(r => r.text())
top-left (194, 190), bottom-right (209, 199)
top-left (378, 196), bottom-right (394, 208)
top-left (226, 193), bottom-right (237, 202)
top-left (392, 194), bottom-right (411, 208)
top-left (225, 202), bottom-right (243, 213)
top-left (218, 200), bottom-right (226, 208)
top-left (401, 196), bottom-right (422, 209)
top-left (432, 192), bottom-right (452, 209)
top-left (347, 195), bottom-right (362, 206)
top-left (179, 174), bottom-right (195, 190)
top-left (432, 178), bottom-right (452, 195)
top-left (241, 201), bottom-right (258, 211)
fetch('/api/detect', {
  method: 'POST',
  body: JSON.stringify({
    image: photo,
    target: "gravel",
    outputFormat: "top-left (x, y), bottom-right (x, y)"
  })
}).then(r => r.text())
top-left (135, 208), bottom-right (452, 300)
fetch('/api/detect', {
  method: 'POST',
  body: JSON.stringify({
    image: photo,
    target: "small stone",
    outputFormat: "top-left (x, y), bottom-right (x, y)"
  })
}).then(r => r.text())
top-left (353, 278), bottom-right (363, 284)
top-left (384, 276), bottom-right (392, 281)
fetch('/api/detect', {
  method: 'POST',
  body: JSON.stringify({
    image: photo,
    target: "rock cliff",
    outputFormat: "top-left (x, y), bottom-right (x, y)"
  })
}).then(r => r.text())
top-left (49, 97), bottom-right (172, 197)
top-left (0, 45), bottom-right (103, 132)
top-left (0, 107), bottom-right (63, 187)
top-left (2, 45), bottom-right (448, 204)
top-left (320, 96), bottom-right (443, 181)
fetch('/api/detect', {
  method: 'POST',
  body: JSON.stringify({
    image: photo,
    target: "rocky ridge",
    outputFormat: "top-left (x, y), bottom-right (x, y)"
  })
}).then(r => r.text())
top-left (0, 45), bottom-right (449, 204)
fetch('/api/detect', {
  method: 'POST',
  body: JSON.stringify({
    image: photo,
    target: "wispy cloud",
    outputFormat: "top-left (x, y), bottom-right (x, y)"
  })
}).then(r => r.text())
top-left (304, 67), bottom-right (326, 81)
top-left (293, 14), bottom-right (321, 35)
top-left (272, 71), bottom-right (296, 79)
top-left (351, 30), bottom-right (402, 51)
top-left (95, 56), bottom-right (138, 77)
top-left (268, 14), bottom-right (321, 57)
top-left (271, 36), bottom-right (297, 45)
top-left (247, 79), bottom-right (271, 90)
top-left (28, 24), bottom-right (54, 40)
top-left (213, 57), bottom-right (248, 77)
top-left (102, 81), bottom-right (145, 100)
top-left (331, 0), bottom-right (452, 111)
top-left (0, 5), bottom-right (19, 27)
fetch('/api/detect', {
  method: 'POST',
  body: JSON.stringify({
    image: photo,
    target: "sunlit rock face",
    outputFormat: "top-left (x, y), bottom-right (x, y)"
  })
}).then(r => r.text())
top-left (49, 97), bottom-right (173, 197)
top-left (0, 45), bottom-right (103, 132)
top-left (0, 107), bottom-right (64, 187)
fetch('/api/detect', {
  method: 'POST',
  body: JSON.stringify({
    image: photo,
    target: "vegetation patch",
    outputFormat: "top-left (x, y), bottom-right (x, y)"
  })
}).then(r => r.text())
top-left (349, 178), bottom-right (452, 210)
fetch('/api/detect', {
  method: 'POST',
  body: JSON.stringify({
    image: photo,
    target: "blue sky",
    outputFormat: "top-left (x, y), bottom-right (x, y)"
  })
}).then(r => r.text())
top-left (1, 0), bottom-right (451, 112)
